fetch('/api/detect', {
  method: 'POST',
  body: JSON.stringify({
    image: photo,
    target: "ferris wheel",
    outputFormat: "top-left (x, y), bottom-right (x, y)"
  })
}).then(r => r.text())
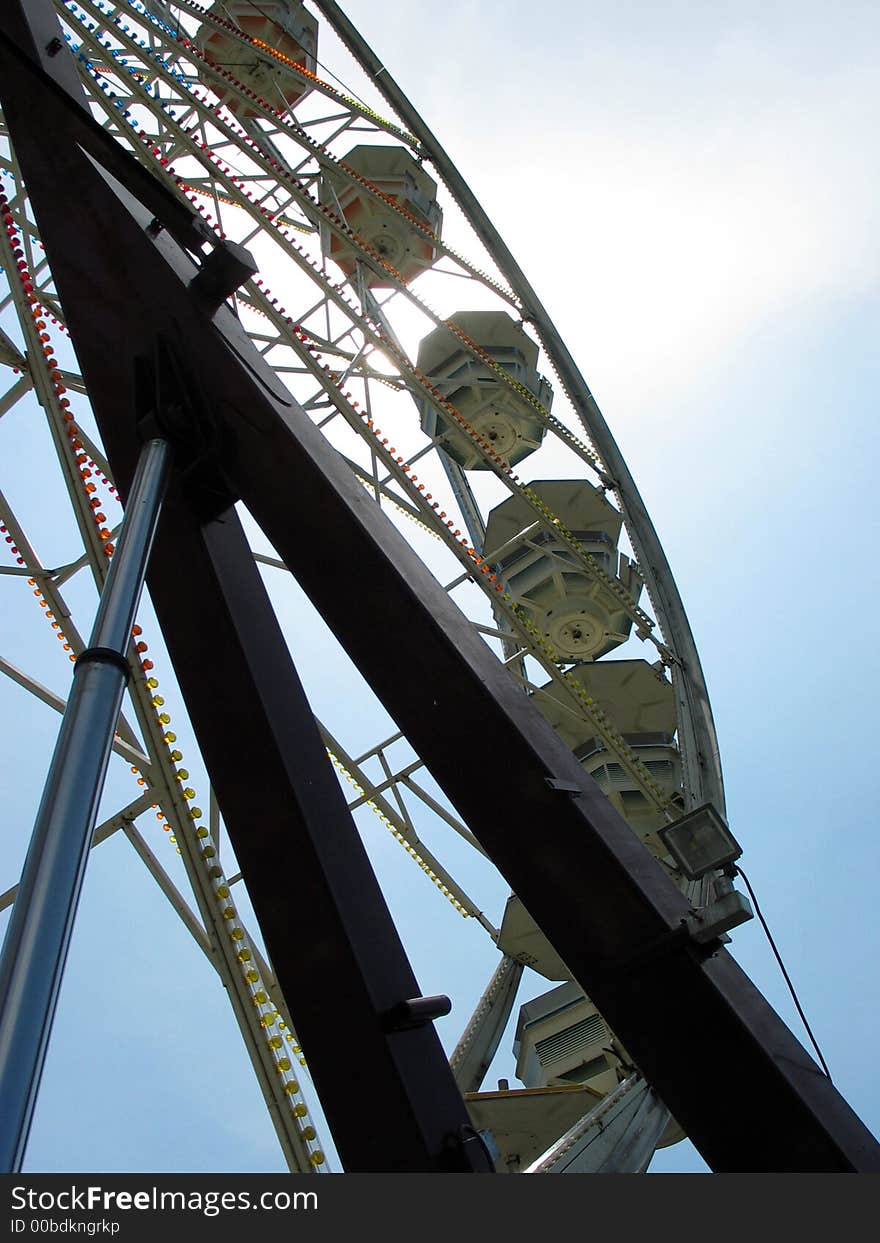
top-left (2, 0), bottom-right (872, 1177)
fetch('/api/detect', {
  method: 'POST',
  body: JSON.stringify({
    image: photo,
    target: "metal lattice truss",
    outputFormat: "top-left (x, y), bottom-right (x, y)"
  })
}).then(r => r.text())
top-left (0, 0), bottom-right (728, 1172)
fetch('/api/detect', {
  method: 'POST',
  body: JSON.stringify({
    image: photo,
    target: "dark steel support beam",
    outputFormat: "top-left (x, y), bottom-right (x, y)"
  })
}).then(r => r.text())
top-left (1, 5), bottom-right (878, 1172)
top-left (144, 495), bottom-right (491, 1173)
top-left (0, 13), bottom-right (492, 1175)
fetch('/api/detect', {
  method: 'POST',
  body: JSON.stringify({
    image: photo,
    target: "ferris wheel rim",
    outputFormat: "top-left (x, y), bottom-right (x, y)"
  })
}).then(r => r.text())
top-left (0, 0), bottom-right (739, 1174)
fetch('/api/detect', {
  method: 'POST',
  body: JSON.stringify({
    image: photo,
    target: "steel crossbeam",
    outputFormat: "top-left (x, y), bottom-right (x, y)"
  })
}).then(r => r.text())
top-left (1, 1), bottom-right (879, 1174)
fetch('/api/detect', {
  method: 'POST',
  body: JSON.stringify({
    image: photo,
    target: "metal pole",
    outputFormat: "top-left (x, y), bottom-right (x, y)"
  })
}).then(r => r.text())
top-left (0, 437), bottom-right (171, 1173)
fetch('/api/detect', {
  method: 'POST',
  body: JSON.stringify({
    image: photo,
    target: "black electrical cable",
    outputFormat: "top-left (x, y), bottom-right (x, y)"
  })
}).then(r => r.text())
top-left (734, 864), bottom-right (833, 1080)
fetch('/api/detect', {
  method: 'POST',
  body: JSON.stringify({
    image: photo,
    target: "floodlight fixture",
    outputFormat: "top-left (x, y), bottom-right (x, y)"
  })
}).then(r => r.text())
top-left (658, 803), bottom-right (742, 881)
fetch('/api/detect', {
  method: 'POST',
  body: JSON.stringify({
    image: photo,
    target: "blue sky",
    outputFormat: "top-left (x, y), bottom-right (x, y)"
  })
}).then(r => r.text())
top-left (1, 0), bottom-right (878, 1175)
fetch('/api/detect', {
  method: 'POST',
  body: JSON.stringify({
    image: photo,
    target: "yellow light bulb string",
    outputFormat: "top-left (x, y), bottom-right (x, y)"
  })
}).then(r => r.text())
top-left (135, 663), bottom-right (324, 1164)
top-left (0, 174), bottom-right (324, 1157)
top-left (70, 12), bottom-right (609, 597)
top-left (327, 751), bottom-right (470, 918)
top-left (276, 323), bottom-right (672, 810)
top-left (16, 34), bottom-right (672, 812)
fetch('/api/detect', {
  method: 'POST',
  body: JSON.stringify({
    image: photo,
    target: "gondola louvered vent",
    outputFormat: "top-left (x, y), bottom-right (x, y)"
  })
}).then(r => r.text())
top-left (535, 1012), bottom-right (606, 1067)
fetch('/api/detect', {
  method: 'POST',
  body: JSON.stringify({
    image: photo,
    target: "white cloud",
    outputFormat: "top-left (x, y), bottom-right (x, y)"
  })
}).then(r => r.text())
top-left (353, 3), bottom-right (880, 405)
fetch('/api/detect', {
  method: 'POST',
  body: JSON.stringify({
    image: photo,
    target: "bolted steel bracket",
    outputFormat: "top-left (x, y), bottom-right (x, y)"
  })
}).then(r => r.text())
top-left (134, 337), bottom-right (236, 521)
top-left (546, 777), bottom-right (583, 796)
top-left (189, 238), bottom-right (258, 313)
top-left (685, 888), bottom-right (753, 945)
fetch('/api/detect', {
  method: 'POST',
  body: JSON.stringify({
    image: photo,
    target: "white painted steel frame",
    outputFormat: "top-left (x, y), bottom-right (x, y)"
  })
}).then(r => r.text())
top-left (0, 0), bottom-right (730, 1172)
